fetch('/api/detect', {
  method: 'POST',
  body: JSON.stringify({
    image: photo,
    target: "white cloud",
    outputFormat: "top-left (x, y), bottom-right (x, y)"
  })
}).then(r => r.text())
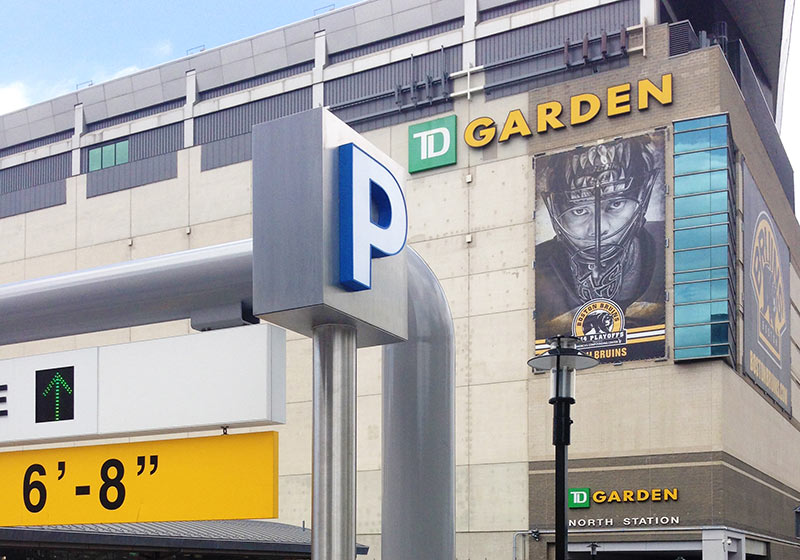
top-left (111, 65), bottom-right (142, 79)
top-left (0, 82), bottom-right (31, 116)
top-left (150, 40), bottom-right (173, 58)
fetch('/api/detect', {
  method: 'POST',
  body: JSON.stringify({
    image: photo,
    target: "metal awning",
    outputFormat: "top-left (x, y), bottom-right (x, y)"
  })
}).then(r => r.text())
top-left (0, 520), bottom-right (369, 558)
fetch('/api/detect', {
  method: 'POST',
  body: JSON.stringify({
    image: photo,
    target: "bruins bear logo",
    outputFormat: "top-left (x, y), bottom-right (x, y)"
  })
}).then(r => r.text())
top-left (573, 298), bottom-right (627, 348)
top-left (582, 311), bottom-right (614, 335)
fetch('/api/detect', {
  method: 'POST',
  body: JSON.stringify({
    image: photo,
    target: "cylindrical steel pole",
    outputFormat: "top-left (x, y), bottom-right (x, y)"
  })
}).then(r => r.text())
top-left (312, 324), bottom-right (357, 560)
top-left (383, 248), bottom-right (455, 559)
top-left (552, 350), bottom-right (571, 560)
top-left (553, 400), bottom-right (570, 560)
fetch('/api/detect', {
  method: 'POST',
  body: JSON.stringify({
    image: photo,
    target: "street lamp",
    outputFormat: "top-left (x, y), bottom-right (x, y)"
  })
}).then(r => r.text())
top-left (528, 335), bottom-right (599, 560)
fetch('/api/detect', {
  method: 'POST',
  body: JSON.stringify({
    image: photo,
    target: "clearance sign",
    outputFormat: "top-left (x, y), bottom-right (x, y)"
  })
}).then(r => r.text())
top-left (407, 74), bottom-right (673, 172)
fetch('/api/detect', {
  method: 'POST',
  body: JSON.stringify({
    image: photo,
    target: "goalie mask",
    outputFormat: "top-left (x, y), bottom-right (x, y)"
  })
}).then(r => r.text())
top-left (543, 137), bottom-right (659, 301)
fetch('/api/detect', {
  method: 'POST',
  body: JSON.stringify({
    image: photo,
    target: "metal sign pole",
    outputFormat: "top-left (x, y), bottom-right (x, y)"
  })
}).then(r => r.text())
top-left (312, 324), bottom-right (357, 560)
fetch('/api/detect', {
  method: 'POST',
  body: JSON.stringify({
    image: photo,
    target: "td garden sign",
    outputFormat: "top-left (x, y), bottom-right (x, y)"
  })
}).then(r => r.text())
top-left (408, 74), bottom-right (673, 364)
top-left (567, 487), bottom-right (681, 528)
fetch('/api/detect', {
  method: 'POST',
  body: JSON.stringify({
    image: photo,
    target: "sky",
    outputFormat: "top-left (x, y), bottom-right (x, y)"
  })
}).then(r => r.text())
top-left (0, 0), bottom-right (359, 110)
top-left (1, 1), bottom-right (800, 216)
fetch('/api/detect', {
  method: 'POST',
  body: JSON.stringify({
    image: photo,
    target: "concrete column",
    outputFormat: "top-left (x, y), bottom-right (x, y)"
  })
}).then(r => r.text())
top-left (462, 0), bottom-right (478, 69)
top-left (702, 529), bottom-right (745, 560)
top-left (184, 70), bottom-right (197, 148)
top-left (640, 0), bottom-right (659, 25)
top-left (313, 30), bottom-right (327, 107)
top-left (71, 103), bottom-right (84, 176)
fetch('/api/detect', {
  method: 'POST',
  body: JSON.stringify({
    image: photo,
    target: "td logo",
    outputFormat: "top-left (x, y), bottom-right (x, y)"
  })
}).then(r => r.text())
top-left (408, 115), bottom-right (457, 173)
top-left (569, 488), bottom-right (591, 509)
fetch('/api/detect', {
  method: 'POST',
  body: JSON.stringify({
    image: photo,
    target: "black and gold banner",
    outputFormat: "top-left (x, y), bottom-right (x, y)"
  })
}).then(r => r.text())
top-left (534, 132), bottom-right (666, 363)
top-left (743, 163), bottom-right (791, 413)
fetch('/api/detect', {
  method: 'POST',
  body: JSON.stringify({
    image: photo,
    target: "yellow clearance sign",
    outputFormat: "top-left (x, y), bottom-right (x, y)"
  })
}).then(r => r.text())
top-left (0, 432), bottom-right (278, 526)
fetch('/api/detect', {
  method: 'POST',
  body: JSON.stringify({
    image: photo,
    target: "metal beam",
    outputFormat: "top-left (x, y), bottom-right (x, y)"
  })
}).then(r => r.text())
top-left (0, 240), bottom-right (253, 346)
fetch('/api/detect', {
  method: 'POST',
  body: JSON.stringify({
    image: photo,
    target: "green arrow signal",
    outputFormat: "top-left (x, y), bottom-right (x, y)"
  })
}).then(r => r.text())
top-left (42, 372), bottom-right (73, 421)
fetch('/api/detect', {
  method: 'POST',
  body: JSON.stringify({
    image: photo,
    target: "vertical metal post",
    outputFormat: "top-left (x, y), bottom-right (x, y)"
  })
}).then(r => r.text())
top-left (312, 324), bottom-right (357, 560)
top-left (553, 402), bottom-right (570, 560)
top-left (553, 353), bottom-right (570, 560)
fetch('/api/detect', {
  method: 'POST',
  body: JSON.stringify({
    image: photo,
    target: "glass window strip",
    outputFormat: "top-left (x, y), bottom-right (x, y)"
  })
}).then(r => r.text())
top-left (673, 128), bottom-right (730, 154)
top-left (673, 187), bottom-right (732, 200)
top-left (87, 139), bottom-right (130, 172)
top-left (673, 242), bottom-right (731, 253)
top-left (674, 212), bottom-right (731, 230)
top-left (674, 345), bottom-right (731, 359)
top-left (674, 115), bottom-right (729, 133)
top-left (672, 113), bottom-right (736, 364)
top-left (674, 334), bottom-right (734, 349)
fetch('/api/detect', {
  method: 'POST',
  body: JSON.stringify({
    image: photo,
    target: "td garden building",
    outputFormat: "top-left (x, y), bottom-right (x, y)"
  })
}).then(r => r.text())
top-left (1, 0), bottom-right (800, 559)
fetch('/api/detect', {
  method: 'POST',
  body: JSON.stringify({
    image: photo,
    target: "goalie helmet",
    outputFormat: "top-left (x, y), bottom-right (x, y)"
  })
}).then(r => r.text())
top-left (542, 137), bottom-right (659, 301)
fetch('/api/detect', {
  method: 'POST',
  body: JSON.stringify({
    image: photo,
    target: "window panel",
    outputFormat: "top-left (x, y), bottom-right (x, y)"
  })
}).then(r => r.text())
top-left (674, 170), bottom-right (728, 196)
top-left (88, 148), bottom-right (102, 172)
top-left (674, 127), bottom-right (728, 154)
top-left (675, 323), bottom-right (730, 347)
top-left (674, 191), bottom-right (729, 218)
top-left (674, 301), bottom-right (730, 326)
top-left (116, 140), bottom-right (129, 165)
top-left (87, 139), bottom-right (130, 172)
top-left (675, 344), bottom-right (730, 359)
top-left (674, 279), bottom-right (729, 303)
top-left (675, 213), bottom-right (729, 230)
top-left (674, 246), bottom-right (728, 272)
top-left (674, 148), bottom-right (728, 175)
top-left (101, 144), bottom-right (116, 169)
top-left (674, 115), bottom-right (728, 132)
top-left (674, 224), bottom-right (728, 250)
top-left (674, 267), bottom-right (729, 283)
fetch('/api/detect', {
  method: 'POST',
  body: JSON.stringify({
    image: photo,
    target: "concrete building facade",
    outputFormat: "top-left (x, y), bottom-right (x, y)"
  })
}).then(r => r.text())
top-left (0, 0), bottom-right (798, 559)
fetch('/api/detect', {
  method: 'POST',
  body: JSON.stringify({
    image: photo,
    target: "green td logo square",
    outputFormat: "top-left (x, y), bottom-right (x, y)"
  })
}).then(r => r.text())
top-left (568, 488), bottom-right (591, 509)
top-left (408, 115), bottom-right (457, 173)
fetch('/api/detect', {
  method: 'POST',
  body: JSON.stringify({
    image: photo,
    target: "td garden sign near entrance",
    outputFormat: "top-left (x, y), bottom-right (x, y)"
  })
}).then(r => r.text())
top-left (567, 487), bottom-right (681, 528)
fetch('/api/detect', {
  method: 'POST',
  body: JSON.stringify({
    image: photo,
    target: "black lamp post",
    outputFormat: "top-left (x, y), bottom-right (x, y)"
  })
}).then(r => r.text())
top-left (528, 335), bottom-right (599, 560)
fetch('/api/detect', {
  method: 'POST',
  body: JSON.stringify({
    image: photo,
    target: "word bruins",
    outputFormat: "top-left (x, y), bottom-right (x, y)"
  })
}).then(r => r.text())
top-left (464, 74), bottom-right (673, 148)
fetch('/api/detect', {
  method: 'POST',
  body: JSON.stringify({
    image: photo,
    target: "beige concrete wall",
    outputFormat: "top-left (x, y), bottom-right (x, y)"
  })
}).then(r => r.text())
top-left (3, 21), bottom-right (800, 560)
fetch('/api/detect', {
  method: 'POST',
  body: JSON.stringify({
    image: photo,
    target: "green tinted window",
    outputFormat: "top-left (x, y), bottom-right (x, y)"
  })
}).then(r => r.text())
top-left (674, 114), bottom-right (728, 132)
top-left (674, 267), bottom-right (729, 283)
top-left (674, 279), bottom-right (729, 304)
top-left (102, 144), bottom-right (116, 168)
top-left (116, 140), bottom-right (129, 165)
top-left (87, 139), bottom-right (130, 172)
top-left (674, 148), bottom-right (728, 175)
top-left (674, 224), bottom-right (729, 250)
top-left (674, 127), bottom-right (728, 154)
top-left (88, 148), bottom-right (102, 172)
top-left (674, 345), bottom-right (730, 359)
top-left (674, 170), bottom-right (728, 196)
top-left (675, 213), bottom-right (729, 230)
top-left (674, 301), bottom-right (730, 326)
top-left (674, 191), bottom-right (729, 218)
top-left (675, 324), bottom-right (730, 347)
top-left (674, 246), bottom-right (729, 272)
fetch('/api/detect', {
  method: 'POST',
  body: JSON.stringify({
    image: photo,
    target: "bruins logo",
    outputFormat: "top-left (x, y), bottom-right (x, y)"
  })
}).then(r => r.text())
top-left (751, 212), bottom-right (787, 365)
top-left (573, 299), bottom-right (627, 349)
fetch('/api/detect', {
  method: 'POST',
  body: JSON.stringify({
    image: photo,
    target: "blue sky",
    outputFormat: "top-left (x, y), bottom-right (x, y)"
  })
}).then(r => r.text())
top-left (0, 0), bottom-right (359, 112)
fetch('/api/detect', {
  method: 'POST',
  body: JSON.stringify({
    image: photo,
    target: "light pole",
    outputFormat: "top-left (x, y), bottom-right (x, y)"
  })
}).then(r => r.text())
top-left (528, 335), bottom-right (599, 560)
